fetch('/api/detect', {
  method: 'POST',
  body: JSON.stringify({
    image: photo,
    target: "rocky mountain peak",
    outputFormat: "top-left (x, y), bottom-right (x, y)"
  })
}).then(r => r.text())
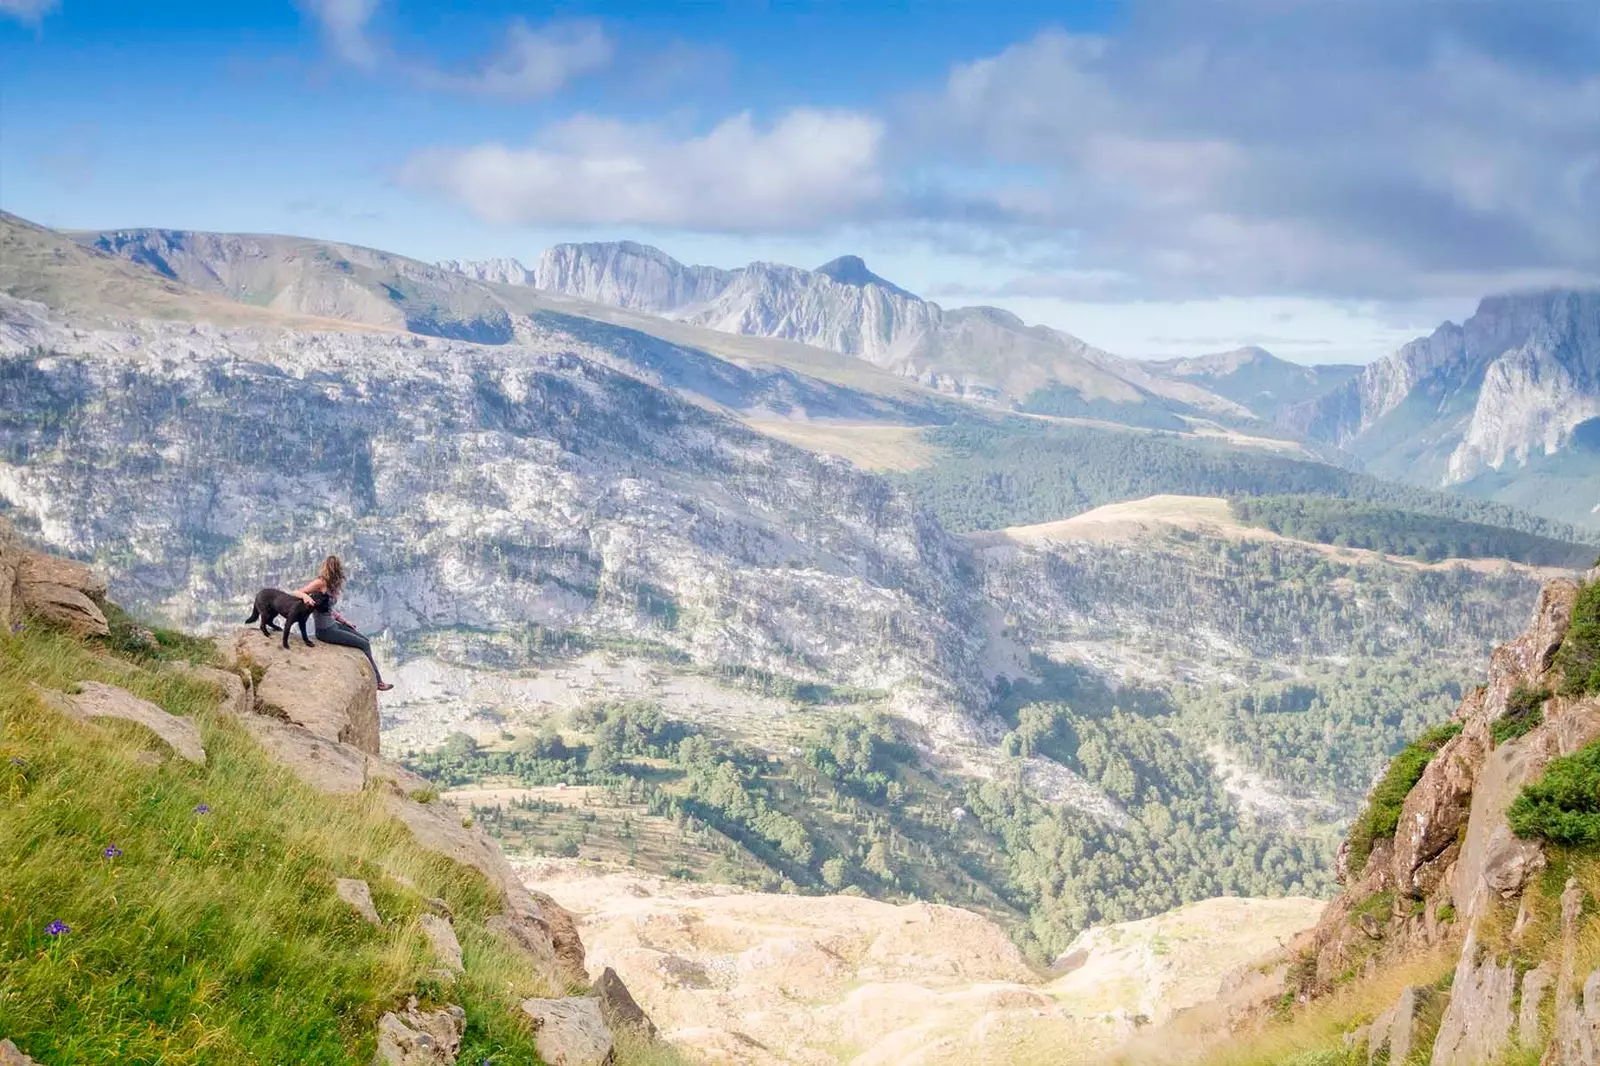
top-left (813, 254), bottom-right (917, 299)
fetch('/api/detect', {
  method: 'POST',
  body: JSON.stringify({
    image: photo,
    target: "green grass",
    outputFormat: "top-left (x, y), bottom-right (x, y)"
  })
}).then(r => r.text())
top-left (1346, 723), bottom-right (1463, 875)
top-left (0, 617), bottom-right (626, 1065)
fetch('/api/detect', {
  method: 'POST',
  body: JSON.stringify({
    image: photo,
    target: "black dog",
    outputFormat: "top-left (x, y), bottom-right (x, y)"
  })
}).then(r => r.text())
top-left (244, 588), bottom-right (329, 650)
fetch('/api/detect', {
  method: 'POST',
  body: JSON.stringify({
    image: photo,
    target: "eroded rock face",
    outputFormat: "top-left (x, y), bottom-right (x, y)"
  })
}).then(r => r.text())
top-left (1483, 579), bottom-right (1577, 721)
top-left (520, 996), bottom-right (615, 1066)
top-left (374, 999), bottom-right (465, 1066)
top-left (1479, 826), bottom-right (1545, 900)
top-left (234, 629), bottom-right (379, 755)
top-left (1391, 732), bottom-right (1482, 898)
top-left (1518, 962), bottom-right (1556, 1049)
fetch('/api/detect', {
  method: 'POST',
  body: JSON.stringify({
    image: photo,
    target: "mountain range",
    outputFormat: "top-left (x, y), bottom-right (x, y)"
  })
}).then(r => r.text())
top-left (442, 242), bottom-right (1600, 528)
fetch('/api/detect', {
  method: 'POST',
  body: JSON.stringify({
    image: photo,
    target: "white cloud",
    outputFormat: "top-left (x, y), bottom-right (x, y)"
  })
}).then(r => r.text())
top-left (415, 19), bottom-right (611, 98)
top-left (0, 0), bottom-right (59, 23)
top-left (401, 110), bottom-right (885, 231)
top-left (300, 1), bottom-right (610, 98)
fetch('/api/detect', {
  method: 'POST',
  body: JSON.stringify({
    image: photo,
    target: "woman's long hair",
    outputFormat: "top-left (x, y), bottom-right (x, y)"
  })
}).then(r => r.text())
top-left (318, 555), bottom-right (346, 597)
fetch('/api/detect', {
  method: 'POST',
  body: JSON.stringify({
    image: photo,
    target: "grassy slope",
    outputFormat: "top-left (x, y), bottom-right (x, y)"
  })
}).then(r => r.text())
top-left (0, 618), bottom-right (683, 1065)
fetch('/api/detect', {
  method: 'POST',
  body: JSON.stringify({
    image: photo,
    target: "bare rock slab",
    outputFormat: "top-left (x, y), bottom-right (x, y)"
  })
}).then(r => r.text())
top-left (420, 913), bottom-right (463, 973)
top-left (16, 547), bottom-right (109, 637)
top-left (59, 681), bottom-right (206, 764)
top-left (336, 878), bottom-right (382, 925)
top-left (374, 999), bottom-right (464, 1065)
top-left (520, 997), bottom-right (615, 1066)
top-left (0, 1039), bottom-right (38, 1065)
top-left (234, 629), bottom-right (379, 755)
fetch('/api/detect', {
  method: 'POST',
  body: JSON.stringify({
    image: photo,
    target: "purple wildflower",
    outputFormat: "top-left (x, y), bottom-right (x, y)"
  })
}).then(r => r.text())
top-left (193, 803), bottom-right (210, 815)
top-left (7, 756), bottom-right (24, 768)
top-left (103, 843), bottom-right (123, 859)
top-left (45, 920), bottom-right (69, 937)
top-left (10, 621), bottom-right (23, 633)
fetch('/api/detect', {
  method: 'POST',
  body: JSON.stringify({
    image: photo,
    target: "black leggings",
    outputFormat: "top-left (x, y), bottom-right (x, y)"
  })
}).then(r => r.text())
top-left (315, 619), bottom-right (384, 683)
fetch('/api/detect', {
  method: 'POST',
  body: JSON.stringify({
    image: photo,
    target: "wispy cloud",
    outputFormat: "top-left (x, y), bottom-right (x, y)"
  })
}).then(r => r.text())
top-left (300, 0), bottom-right (611, 98)
top-left (0, 0), bottom-right (59, 23)
top-left (906, 0), bottom-right (1600, 302)
top-left (401, 110), bottom-right (885, 231)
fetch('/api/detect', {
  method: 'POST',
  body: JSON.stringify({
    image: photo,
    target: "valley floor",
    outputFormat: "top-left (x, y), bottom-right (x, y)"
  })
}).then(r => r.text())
top-left (515, 858), bottom-right (1323, 1066)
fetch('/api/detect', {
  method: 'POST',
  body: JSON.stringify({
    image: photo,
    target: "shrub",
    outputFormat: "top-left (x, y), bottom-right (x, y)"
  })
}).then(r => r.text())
top-left (1554, 580), bottom-right (1600, 696)
top-left (1346, 723), bottom-right (1462, 875)
top-left (1491, 683), bottom-right (1551, 746)
top-left (1507, 738), bottom-right (1600, 846)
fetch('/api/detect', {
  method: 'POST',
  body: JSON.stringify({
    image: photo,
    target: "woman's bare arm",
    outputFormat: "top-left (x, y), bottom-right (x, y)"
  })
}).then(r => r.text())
top-left (294, 578), bottom-right (327, 604)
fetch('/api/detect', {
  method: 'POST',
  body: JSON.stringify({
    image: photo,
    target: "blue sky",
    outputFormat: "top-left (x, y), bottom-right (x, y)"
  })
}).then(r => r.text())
top-left (3, 1), bottom-right (1597, 363)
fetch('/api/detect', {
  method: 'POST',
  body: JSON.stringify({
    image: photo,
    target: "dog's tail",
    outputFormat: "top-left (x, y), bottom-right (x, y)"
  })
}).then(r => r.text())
top-left (245, 606), bottom-right (260, 624)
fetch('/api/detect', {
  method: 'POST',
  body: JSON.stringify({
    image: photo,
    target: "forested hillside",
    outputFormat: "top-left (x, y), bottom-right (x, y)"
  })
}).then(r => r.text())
top-left (1231, 495), bottom-right (1596, 567)
top-left (900, 419), bottom-right (1595, 541)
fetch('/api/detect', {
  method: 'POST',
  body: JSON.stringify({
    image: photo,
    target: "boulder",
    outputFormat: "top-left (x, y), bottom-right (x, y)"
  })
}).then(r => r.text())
top-left (593, 966), bottom-right (658, 1040)
top-left (21, 582), bottom-right (108, 637)
top-left (1480, 826), bottom-right (1545, 899)
top-left (18, 550), bottom-right (108, 600)
top-left (0, 1039), bottom-right (37, 1065)
top-left (420, 913), bottom-right (463, 973)
top-left (234, 629), bottom-right (379, 755)
top-left (520, 997), bottom-right (615, 1066)
top-left (335, 878), bottom-right (382, 925)
top-left (374, 999), bottom-right (464, 1066)
top-left (47, 681), bottom-right (205, 764)
top-left (15, 546), bottom-right (109, 637)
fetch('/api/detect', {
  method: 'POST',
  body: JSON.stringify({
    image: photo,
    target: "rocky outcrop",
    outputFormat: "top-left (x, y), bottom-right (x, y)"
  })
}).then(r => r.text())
top-left (1519, 962), bottom-right (1557, 1049)
top-left (1369, 984), bottom-right (1438, 1066)
top-left (38, 681), bottom-right (206, 764)
top-left (233, 630), bottom-right (380, 756)
top-left (0, 517), bottom-right (110, 637)
top-left (1391, 731), bottom-right (1481, 899)
top-left (1430, 929), bottom-right (1516, 1066)
top-left (374, 999), bottom-right (465, 1066)
top-left (520, 997), bottom-right (615, 1066)
top-left (593, 966), bottom-right (657, 1041)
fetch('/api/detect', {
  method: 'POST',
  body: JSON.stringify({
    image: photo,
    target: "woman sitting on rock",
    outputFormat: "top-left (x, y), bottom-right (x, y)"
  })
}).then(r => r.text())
top-left (295, 555), bottom-right (393, 691)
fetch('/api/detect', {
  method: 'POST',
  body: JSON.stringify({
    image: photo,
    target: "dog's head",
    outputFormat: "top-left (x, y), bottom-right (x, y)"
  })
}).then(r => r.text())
top-left (307, 591), bottom-right (333, 613)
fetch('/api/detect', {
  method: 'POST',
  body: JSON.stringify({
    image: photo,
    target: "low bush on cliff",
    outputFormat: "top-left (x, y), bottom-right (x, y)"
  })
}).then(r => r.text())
top-left (1507, 738), bottom-right (1600, 847)
top-left (1555, 579), bottom-right (1600, 697)
top-left (1491, 682), bottom-right (1551, 746)
top-left (0, 617), bottom-right (636, 1065)
top-left (1345, 722), bottom-right (1463, 875)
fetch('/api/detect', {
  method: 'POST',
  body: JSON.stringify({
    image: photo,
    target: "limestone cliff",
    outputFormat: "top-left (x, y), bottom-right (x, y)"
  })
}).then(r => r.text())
top-left (1269, 570), bottom-right (1600, 1065)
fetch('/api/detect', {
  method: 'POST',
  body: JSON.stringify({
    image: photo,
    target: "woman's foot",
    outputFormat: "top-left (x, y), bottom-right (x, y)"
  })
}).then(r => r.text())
top-left (376, 682), bottom-right (394, 692)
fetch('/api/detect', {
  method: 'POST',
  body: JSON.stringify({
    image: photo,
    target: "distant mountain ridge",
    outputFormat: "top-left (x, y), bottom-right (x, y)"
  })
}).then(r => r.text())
top-left (442, 242), bottom-right (1256, 419)
top-left (1286, 289), bottom-right (1600, 526)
